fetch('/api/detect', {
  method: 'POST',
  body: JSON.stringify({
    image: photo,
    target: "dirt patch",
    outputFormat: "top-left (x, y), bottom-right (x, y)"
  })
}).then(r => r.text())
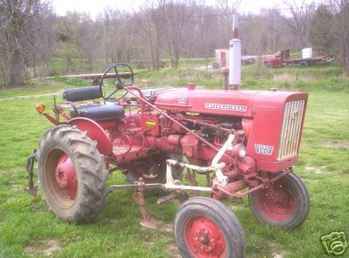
top-left (273, 74), bottom-right (297, 82)
top-left (167, 242), bottom-right (181, 258)
top-left (167, 240), bottom-right (287, 258)
top-left (24, 239), bottom-right (62, 257)
top-left (194, 65), bottom-right (216, 72)
top-left (321, 140), bottom-right (349, 150)
top-left (305, 166), bottom-right (328, 174)
top-left (140, 217), bottom-right (173, 233)
top-left (270, 243), bottom-right (287, 258)
top-left (273, 73), bottom-right (315, 82)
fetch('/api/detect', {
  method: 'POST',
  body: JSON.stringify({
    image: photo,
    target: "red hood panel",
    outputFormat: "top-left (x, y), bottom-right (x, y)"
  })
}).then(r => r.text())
top-left (155, 88), bottom-right (306, 117)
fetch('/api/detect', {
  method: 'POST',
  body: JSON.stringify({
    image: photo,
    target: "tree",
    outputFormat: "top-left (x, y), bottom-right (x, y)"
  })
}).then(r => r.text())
top-left (159, 0), bottom-right (195, 68)
top-left (137, 3), bottom-right (162, 70)
top-left (330, 0), bottom-right (349, 75)
top-left (78, 16), bottom-right (101, 72)
top-left (101, 9), bottom-right (134, 65)
top-left (310, 5), bottom-right (334, 55)
top-left (0, 0), bottom-right (55, 86)
top-left (25, 2), bottom-right (56, 77)
top-left (55, 13), bottom-right (82, 73)
top-left (0, 0), bottom-right (34, 86)
top-left (282, 0), bottom-right (315, 48)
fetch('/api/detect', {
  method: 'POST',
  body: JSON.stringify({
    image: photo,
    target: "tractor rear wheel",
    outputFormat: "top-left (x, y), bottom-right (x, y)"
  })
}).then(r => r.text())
top-left (38, 124), bottom-right (108, 223)
top-left (175, 197), bottom-right (245, 258)
top-left (249, 173), bottom-right (309, 230)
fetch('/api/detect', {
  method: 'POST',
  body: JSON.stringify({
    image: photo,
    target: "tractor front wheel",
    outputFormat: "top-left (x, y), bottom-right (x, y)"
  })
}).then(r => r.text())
top-left (249, 173), bottom-right (309, 230)
top-left (175, 197), bottom-right (245, 258)
top-left (38, 125), bottom-right (108, 223)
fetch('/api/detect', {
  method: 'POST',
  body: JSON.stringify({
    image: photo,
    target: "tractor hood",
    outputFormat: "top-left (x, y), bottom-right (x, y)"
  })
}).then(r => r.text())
top-left (154, 88), bottom-right (306, 117)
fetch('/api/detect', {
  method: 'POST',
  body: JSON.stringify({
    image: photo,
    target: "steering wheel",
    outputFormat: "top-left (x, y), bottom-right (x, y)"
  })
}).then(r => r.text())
top-left (99, 63), bottom-right (134, 100)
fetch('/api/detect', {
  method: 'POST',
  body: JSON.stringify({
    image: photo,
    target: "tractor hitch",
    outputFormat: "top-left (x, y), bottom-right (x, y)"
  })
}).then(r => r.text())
top-left (26, 149), bottom-right (38, 196)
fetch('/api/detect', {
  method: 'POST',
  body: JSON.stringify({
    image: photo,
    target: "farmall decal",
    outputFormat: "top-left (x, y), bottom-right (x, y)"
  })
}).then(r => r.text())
top-left (255, 144), bottom-right (274, 155)
top-left (204, 103), bottom-right (248, 112)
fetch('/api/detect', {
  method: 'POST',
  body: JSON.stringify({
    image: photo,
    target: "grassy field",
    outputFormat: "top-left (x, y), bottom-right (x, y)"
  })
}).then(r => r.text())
top-left (0, 63), bottom-right (348, 258)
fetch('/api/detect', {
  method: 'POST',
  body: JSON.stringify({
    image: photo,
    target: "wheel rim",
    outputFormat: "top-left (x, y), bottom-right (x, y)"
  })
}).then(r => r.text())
top-left (185, 216), bottom-right (227, 258)
top-left (45, 149), bottom-right (78, 208)
top-left (254, 178), bottom-right (297, 223)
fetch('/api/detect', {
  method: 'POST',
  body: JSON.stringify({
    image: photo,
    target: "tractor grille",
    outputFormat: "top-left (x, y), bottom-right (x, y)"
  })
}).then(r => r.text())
top-left (278, 100), bottom-right (306, 160)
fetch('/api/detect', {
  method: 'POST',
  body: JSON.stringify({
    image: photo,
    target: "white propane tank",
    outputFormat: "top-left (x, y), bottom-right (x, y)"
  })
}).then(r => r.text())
top-left (229, 38), bottom-right (241, 87)
top-left (229, 15), bottom-right (241, 89)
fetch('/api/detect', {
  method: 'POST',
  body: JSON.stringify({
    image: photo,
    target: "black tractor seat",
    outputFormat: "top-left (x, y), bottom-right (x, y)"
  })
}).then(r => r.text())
top-left (72, 103), bottom-right (124, 121)
top-left (63, 86), bottom-right (103, 102)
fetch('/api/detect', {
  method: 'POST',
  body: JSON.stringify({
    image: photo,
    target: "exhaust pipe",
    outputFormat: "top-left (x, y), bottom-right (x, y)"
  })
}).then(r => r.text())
top-left (228, 15), bottom-right (241, 90)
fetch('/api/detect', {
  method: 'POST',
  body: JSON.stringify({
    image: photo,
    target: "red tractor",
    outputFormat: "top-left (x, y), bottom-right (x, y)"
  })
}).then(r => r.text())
top-left (27, 63), bottom-right (309, 258)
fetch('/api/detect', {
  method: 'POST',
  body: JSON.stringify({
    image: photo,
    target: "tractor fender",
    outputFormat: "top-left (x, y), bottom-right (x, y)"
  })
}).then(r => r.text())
top-left (68, 117), bottom-right (113, 156)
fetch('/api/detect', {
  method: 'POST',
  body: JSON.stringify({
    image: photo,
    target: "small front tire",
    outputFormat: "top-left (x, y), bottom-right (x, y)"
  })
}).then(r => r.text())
top-left (249, 173), bottom-right (309, 230)
top-left (175, 197), bottom-right (245, 258)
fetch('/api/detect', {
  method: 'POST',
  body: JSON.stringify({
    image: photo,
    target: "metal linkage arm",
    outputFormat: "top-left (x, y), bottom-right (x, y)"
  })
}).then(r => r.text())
top-left (211, 134), bottom-right (235, 186)
top-left (211, 134), bottom-right (235, 167)
top-left (164, 134), bottom-right (235, 191)
top-left (164, 159), bottom-right (213, 192)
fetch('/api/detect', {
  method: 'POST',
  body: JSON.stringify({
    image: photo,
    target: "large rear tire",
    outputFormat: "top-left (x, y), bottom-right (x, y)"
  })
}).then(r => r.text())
top-left (38, 124), bottom-right (108, 223)
top-left (175, 197), bottom-right (245, 258)
top-left (249, 173), bottom-right (309, 230)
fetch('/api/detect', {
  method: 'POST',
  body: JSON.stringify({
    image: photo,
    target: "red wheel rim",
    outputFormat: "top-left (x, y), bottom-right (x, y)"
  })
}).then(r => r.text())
top-left (45, 149), bottom-right (78, 207)
top-left (185, 216), bottom-right (227, 258)
top-left (55, 153), bottom-right (77, 200)
top-left (254, 179), bottom-right (297, 222)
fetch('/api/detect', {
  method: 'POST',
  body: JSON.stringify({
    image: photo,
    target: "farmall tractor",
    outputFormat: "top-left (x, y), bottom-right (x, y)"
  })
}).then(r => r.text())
top-left (27, 24), bottom-right (309, 258)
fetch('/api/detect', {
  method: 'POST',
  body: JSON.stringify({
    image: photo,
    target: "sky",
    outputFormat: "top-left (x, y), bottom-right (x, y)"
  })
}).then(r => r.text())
top-left (52, 0), bottom-right (318, 17)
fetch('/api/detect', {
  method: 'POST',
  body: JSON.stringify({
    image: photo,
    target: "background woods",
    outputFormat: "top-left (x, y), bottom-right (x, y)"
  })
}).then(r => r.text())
top-left (0, 0), bottom-right (348, 87)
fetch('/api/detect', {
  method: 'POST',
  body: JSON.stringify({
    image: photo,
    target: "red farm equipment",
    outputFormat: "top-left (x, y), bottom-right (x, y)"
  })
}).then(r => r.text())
top-left (26, 20), bottom-right (309, 258)
top-left (263, 48), bottom-right (335, 68)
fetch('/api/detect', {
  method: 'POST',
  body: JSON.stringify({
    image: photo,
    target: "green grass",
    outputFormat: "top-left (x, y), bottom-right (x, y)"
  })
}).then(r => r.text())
top-left (0, 78), bottom-right (89, 99)
top-left (0, 63), bottom-right (348, 258)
